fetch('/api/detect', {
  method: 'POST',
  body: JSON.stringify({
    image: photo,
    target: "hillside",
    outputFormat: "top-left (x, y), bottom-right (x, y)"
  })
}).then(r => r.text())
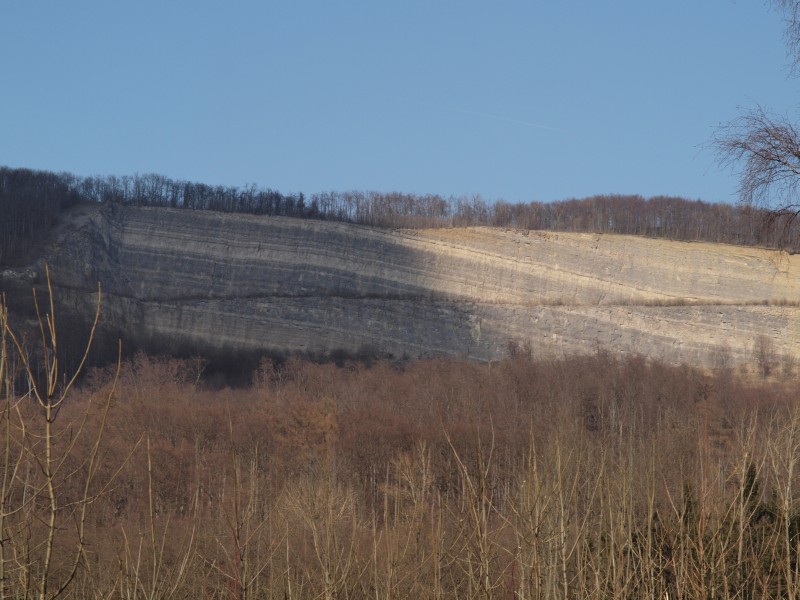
top-left (4, 202), bottom-right (800, 368)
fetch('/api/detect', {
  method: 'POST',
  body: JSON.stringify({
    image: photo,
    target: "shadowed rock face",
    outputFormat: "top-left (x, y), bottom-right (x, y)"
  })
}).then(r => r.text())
top-left (12, 203), bottom-right (800, 366)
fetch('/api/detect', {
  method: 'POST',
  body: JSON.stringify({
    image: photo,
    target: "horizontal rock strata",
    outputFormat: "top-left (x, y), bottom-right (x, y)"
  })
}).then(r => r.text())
top-left (13, 203), bottom-right (800, 367)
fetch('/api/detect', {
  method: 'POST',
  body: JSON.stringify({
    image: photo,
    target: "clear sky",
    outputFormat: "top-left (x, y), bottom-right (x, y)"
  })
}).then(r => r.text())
top-left (1, 1), bottom-right (797, 204)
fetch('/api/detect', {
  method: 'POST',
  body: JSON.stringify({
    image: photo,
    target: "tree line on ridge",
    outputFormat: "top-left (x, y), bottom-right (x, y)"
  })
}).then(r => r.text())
top-left (1, 165), bottom-right (795, 265)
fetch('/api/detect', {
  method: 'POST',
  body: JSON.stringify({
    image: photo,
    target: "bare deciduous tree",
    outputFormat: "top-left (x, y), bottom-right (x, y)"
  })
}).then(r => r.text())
top-left (773, 0), bottom-right (800, 72)
top-left (754, 334), bottom-right (777, 378)
top-left (714, 106), bottom-right (800, 209)
top-left (714, 1), bottom-right (800, 225)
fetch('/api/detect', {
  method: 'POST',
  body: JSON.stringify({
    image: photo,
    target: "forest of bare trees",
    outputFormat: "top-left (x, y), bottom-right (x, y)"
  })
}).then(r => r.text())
top-left (4, 282), bottom-right (800, 599)
top-left (2, 165), bottom-right (796, 266)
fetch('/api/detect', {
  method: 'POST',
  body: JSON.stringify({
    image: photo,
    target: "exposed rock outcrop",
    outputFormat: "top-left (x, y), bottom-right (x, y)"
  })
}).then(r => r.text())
top-left (6, 203), bottom-right (800, 367)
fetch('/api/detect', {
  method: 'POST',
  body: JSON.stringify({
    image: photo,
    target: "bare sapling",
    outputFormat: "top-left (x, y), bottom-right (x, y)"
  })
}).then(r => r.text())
top-left (0, 265), bottom-right (120, 600)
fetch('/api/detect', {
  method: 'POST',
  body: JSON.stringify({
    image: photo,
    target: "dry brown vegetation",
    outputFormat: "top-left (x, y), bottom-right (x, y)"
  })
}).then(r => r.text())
top-left (5, 291), bottom-right (800, 599)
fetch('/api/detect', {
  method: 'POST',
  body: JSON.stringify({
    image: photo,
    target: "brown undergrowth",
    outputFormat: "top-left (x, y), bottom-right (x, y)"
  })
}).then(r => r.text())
top-left (4, 290), bottom-right (800, 598)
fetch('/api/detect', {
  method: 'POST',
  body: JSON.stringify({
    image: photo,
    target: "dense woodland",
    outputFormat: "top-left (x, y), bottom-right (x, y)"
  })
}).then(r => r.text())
top-left (4, 299), bottom-right (800, 598)
top-left (2, 165), bottom-right (798, 265)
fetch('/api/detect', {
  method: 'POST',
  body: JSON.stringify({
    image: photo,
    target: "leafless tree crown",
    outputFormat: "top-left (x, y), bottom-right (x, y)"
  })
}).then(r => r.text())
top-left (714, 106), bottom-right (800, 211)
top-left (772, 0), bottom-right (800, 71)
top-left (714, 1), bottom-right (800, 221)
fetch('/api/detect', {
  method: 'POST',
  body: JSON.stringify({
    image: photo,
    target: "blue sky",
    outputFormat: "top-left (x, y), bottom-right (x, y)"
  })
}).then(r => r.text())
top-left (1, 1), bottom-right (797, 204)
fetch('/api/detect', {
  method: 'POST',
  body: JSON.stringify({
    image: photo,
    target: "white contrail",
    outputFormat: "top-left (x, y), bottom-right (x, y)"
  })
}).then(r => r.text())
top-left (412, 99), bottom-right (566, 133)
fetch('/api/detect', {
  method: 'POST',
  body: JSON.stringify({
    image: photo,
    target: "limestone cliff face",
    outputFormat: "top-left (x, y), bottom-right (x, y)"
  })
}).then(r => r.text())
top-left (14, 203), bottom-right (800, 366)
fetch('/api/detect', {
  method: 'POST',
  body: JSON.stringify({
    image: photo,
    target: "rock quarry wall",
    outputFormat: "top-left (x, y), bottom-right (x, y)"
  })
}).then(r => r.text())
top-left (9, 203), bottom-right (800, 367)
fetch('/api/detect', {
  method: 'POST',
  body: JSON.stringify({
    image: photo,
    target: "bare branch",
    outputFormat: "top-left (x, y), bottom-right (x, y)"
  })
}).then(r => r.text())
top-left (714, 105), bottom-right (800, 212)
top-left (771, 0), bottom-right (800, 73)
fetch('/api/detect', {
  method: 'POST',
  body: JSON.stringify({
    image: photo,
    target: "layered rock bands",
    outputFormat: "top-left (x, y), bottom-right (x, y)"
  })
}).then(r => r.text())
top-left (15, 203), bottom-right (800, 367)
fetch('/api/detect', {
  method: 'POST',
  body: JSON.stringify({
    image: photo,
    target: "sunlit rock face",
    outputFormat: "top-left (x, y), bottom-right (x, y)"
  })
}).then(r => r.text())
top-left (17, 203), bottom-right (800, 366)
